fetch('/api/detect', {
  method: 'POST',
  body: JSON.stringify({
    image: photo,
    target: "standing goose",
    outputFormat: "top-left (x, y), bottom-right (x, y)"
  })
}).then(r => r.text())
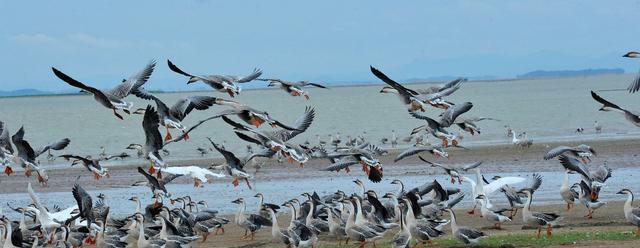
top-left (521, 189), bottom-right (561, 238)
top-left (475, 195), bottom-right (511, 229)
top-left (591, 91), bottom-right (640, 127)
top-left (623, 51), bottom-right (640, 93)
top-left (560, 171), bottom-right (580, 211)
top-left (419, 157), bottom-right (481, 184)
top-left (0, 121), bottom-right (14, 175)
top-left (59, 154), bottom-right (110, 180)
top-left (51, 61), bottom-right (155, 119)
top-left (577, 180), bottom-right (606, 219)
top-left (208, 138), bottom-right (254, 189)
top-left (444, 208), bottom-right (488, 245)
top-left (558, 155), bottom-right (612, 195)
top-left (11, 126), bottom-right (70, 185)
top-left (259, 78), bottom-right (328, 99)
top-left (616, 188), bottom-right (640, 235)
top-left (263, 204), bottom-right (299, 247)
top-left (231, 198), bottom-right (271, 241)
top-left (167, 60), bottom-right (262, 97)
top-left (391, 206), bottom-right (411, 248)
top-left (341, 198), bottom-right (382, 248)
top-left (151, 96), bottom-right (219, 141)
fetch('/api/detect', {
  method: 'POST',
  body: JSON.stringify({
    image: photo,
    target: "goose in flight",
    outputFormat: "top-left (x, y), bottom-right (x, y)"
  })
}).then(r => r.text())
top-left (394, 145), bottom-right (449, 162)
top-left (151, 96), bottom-right (219, 141)
top-left (141, 105), bottom-right (217, 177)
top-left (543, 144), bottom-right (596, 163)
top-left (11, 126), bottom-right (70, 185)
top-left (59, 154), bottom-right (111, 180)
top-left (409, 105), bottom-right (471, 148)
top-left (371, 66), bottom-right (462, 112)
top-left (161, 166), bottom-right (225, 188)
top-left (258, 78), bottom-right (328, 100)
top-left (419, 157), bottom-right (482, 184)
top-left (209, 139), bottom-right (254, 189)
top-left (167, 59), bottom-right (262, 97)
top-left (51, 60), bottom-right (155, 120)
top-left (212, 99), bottom-right (299, 130)
top-left (558, 155), bottom-right (611, 192)
top-left (0, 121), bottom-right (14, 175)
top-left (322, 143), bottom-right (385, 182)
top-left (591, 91), bottom-right (640, 127)
top-left (623, 51), bottom-right (640, 93)
top-left (136, 166), bottom-right (182, 206)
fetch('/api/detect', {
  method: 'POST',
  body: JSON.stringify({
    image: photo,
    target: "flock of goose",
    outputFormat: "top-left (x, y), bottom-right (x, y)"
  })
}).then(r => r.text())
top-left (0, 52), bottom-right (639, 248)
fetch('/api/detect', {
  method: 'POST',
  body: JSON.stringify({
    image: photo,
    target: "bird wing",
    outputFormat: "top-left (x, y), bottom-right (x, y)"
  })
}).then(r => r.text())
top-left (272, 107), bottom-right (315, 141)
top-left (72, 184), bottom-right (93, 219)
top-left (628, 68), bottom-right (640, 93)
top-left (528, 173), bottom-right (543, 193)
top-left (370, 66), bottom-right (419, 99)
top-left (35, 138), bottom-right (70, 157)
top-left (321, 160), bottom-right (359, 172)
top-left (440, 102), bottom-right (473, 127)
top-left (167, 60), bottom-right (194, 77)
top-left (483, 176), bottom-right (526, 195)
top-left (11, 127), bottom-right (36, 162)
top-left (461, 161), bottom-right (483, 171)
top-left (307, 82), bottom-right (328, 88)
top-left (543, 146), bottom-right (574, 160)
top-left (446, 193), bottom-right (465, 209)
top-left (442, 77), bottom-right (466, 90)
top-left (208, 138), bottom-right (243, 169)
top-left (394, 146), bottom-right (433, 162)
top-left (409, 112), bottom-right (441, 130)
top-left (52, 67), bottom-right (113, 107)
top-left (160, 173), bottom-right (183, 185)
top-left (423, 84), bottom-right (461, 101)
top-left (558, 155), bottom-right (592, 181)
top-left (0, 121), bottom-right (13, 154)
top-left (418, 156), bottom-right (451, 169)
top-left (234, 68), bottom-right (263, 83)
top-left (590, 91), bottom-right (623, 110)
top-left (169, 96), bottom-right (217, 121)
top-left (142, 105), bottom-right (164, 151)
top-left (137, 166), bottom-right (159, 185)
top-left (591, 165), bottom-right (612, 183)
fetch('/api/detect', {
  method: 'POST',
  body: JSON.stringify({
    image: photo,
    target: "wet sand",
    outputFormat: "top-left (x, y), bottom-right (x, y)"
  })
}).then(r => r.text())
top-left (2, 137), bottom-right (639, 194)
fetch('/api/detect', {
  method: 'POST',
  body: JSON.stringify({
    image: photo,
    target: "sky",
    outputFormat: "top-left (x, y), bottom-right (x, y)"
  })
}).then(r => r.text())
top-left (1, 1), bottom-right (639, 91)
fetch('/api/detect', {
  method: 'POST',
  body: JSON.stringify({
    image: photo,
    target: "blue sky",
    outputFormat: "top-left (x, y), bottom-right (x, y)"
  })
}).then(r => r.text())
top-left (1, 1), bottom-right (639, 91)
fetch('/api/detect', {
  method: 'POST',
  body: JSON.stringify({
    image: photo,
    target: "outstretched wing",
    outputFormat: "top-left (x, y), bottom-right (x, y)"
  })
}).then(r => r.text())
top-left (321, 160), bottom-right (359, 172)
top-left (628, 68), bottom-right (640, 93)
top-left (0, 121), bottom-right (13, 154)
top-left (52, 67), bottom-right (113, 108)
top-left (394, 146), bottom-right (433, 162)
top-left (234, 68), bottom-right (263, 83)
top-left (142, 105), bottom-right (163, 151)
top-left (35, 138), bottom-right (70, 157)
top-left (543, 146), bottom-right (574, 160)
top-left (273, 107), bottom-right (316, 141)
top-left (167, 60), bottom-right (194, 77)
top-left (440, 102), bottom-right (473, 127)
top-left (370, 66), bottom-right (419, 100)
top-left (169, 96), bottom-right (217, 121)
top-left (590, 91), bottom-right (622, 110)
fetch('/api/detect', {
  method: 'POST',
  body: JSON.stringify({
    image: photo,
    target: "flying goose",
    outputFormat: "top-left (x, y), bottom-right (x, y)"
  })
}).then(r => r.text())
top-left (444, 208), bottom-right (488, 245)
top-left (322, 144), bottom-right (385, 183)
top-left (409, 112), bottom-right (468, 148)
top-left (394, 145), bottom-right (449, 162)
top-left (371, 66), bottom-right (461, 112)
top-left (59, 154), bottom-right (110, 180)
top-left (558, 155), bottom-right (612, 193)
top-left (616, 188), bottom-right (640, 235)
top-left (259, 78), bottom-right (328, 99)
top-left (161, 166), bottom-right (225, 188)
top-left (419, 157), bottom-right (482, 184)
top-left (151, 96), bottom-right (219, 141)
top-left (591, 91), bottom-right (640, 127)
top-left (209, 138), bottom-right (254, 189)
top-left (499, 173), bottom-right (543, 218)
top-left (415, 78), bottom-right (466, 95)
top-left (577, 180), bottom-right (606, 219)
top-left (521, 189), bottom-right (561, 238)
top-left (11, 126), bottom-right (70, 185)
top-left (51, 60), bottom-right (155, 119)
top-left (213, 99), bottom-right (299, 130)
top-left (167, 60), bottom-right (262, 97)
top-left (136, 167), bottom-right (182, 206)
top-left (544, 144), bottom-right (596, 163)
top-left (623, 52), bottom-right (640, 93)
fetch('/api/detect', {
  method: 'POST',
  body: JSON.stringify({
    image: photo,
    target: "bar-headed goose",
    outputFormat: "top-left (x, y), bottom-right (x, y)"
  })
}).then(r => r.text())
top-left (444, 208), bottom-right (488, 245)
top-left (394, 145), bottom-right (449, 162)
top-left (209, 138), bottom-right (254, 189)
top-left (521, 189), bottom-right (562, 238)
top-left (259, 78), bottom-right (328, 99)
top-left (59, 154), bottom-right (110, 180)
top-left (11, 126), bottom-right (70, 185)
top-left (51, 60), bottom-right (155, 119)
top-left (419, 157), bottom-right (481, 184)
top-left (231, 198), bottom-right (272, 241)
top-left (544, 144), bottom-right (596, 163)
top-left (151, 96), bottom-right (219, 141)
top-left (168, 60), bottom-right (262, 97)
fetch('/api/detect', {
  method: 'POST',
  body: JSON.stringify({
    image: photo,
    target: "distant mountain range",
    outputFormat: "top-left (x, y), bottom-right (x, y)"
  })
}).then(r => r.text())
top-left (517, 68), bottom-right (624, 79)
top-left (0, 68), bottom-right (628, 97)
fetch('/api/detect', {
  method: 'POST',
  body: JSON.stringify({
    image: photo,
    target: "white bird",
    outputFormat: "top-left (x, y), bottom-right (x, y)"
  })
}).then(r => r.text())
top-left (162, 166), bottom-right (225, 188)
top-left (462, 169), bottom-right (526, 214)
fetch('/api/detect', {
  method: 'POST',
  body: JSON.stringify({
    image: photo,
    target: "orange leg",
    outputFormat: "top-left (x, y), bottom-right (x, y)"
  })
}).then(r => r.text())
top-left (345, 166), bottom-right (351, 173)
top-left (202, 233), bottom-right (209, 243)
top-left (25, 168), bottom-right (32, 177)
top-left (536, 227), bottom-right (541, 239)
top-left (546, 224), bottom-right (552, 238)
top-left (441, 139), bottom-right (448, 148)
top-left (450, 177), bottom-right (456, 184)
top-left (636, 227), bottom-right (640, 236)
top-left (148, 163), bottom-right (156, 174)
top-left (4, 166), bottom-right (13, 176)
top-left (156, 169), bottom-right (162, 179)
top-left (164, 126), bottom-right (173, 141)
top-left (232, 177), bottom-right (239, 187)
top-left (452, 139), bottom-right (459, 146)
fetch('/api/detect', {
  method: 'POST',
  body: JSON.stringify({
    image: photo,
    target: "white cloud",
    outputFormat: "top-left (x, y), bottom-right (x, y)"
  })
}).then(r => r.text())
top-left (8, 33), bottom-right (59, 45)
